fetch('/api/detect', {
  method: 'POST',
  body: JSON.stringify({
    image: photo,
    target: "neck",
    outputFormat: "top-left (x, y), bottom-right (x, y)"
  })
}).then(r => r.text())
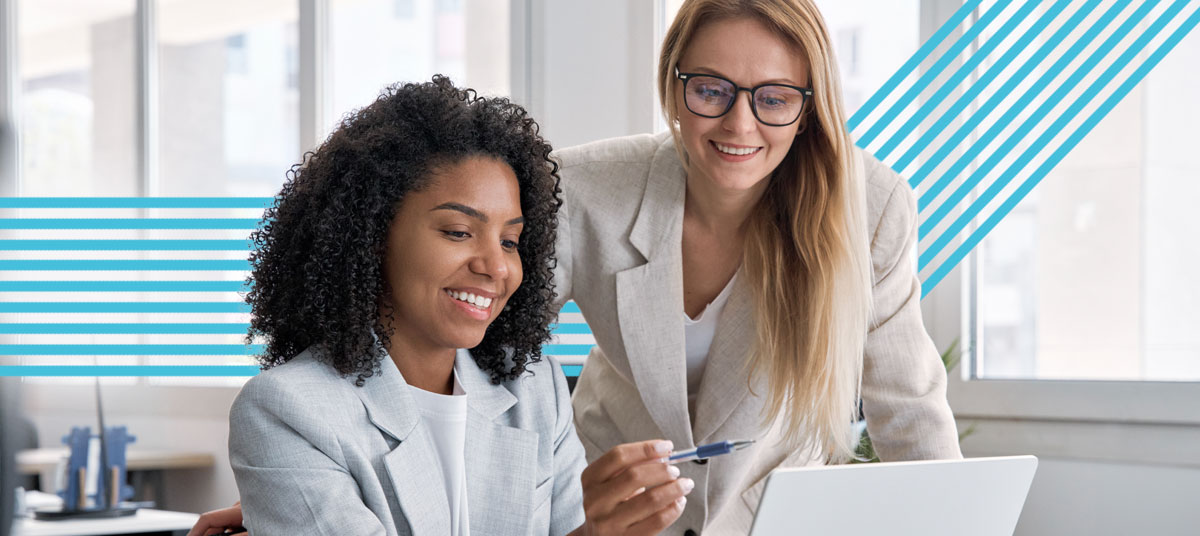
top-left (384, 330), bottom-right (456, 395)
top-left (683, 172), bottom-right (770, 236)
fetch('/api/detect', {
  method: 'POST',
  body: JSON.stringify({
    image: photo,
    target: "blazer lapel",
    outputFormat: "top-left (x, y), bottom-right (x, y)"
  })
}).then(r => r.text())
top-left (691, 270), bottom-right (757, 443)
top-left (354, 359), bottom-right (452, 536)
top-left (455, 350), bottom-right (540, 536)
top-left (615, 137), bottom-right (694, 448)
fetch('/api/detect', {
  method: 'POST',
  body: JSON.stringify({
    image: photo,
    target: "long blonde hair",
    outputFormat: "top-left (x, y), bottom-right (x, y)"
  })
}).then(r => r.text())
top-left (658, 0), bottom-right (872, 463)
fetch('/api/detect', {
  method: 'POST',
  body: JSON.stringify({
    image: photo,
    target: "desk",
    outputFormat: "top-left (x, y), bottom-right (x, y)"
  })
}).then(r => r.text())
top-left (17, 449), bottom-right (215, 508)
top-left (17, 449), bottom-right (215, 475)
top-left (14, 509), bottom-right (200, 536)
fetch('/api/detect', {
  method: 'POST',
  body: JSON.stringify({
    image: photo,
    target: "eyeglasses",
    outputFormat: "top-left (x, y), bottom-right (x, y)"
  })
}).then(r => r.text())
top-left (675, 67), bottom-right (813, 127)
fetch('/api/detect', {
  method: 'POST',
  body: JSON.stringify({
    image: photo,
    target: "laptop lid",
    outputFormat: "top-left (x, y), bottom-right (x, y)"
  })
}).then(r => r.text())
top-left (749, 455), bottom-right (1038, 536)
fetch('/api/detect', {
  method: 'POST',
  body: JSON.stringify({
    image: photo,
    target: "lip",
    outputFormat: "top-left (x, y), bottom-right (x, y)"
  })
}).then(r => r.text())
top-left (709, 140), bottom-right (762, 162)
top-left (444, 287), bottom-right (498, 321)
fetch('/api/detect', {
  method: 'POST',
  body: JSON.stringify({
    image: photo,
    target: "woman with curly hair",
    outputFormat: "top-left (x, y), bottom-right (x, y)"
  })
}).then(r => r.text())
top-left (211, 77), bottom-right (691, 536)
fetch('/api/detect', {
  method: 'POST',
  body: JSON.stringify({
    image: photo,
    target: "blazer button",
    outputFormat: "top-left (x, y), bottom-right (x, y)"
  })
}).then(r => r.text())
top-left (692, 458), bottom-right (708, 465)
top-left (684, 530), bottom-right (699, 536)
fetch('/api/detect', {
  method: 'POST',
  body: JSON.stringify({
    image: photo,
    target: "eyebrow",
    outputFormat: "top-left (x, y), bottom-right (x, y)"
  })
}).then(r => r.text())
top-left (688, 66), bottom-right (804, 87)
top-left (432, 202), bottom-right (524, 225)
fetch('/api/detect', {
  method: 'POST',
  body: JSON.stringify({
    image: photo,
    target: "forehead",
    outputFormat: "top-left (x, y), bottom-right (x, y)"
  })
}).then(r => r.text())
top-left (680, 16), bottom-right (810, 85)
top-left (405, 156), bottom-right (522, 215)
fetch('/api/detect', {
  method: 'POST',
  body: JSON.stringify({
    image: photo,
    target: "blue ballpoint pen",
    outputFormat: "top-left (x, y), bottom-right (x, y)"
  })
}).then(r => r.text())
top-left (667, 439), bottom-right (756, 464)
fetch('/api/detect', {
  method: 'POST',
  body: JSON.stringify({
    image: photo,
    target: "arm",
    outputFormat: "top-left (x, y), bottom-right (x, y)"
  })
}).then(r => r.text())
top-left (860, 163), bottom-right (963, 461)
top-left (547, 358), bottom-right (587, 535)
top-left (229, 380), bottom-right (389, 535)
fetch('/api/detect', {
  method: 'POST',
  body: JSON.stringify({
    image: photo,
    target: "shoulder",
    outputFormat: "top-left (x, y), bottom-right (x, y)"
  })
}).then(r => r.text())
top-left (552, 132), bottom-right (665, 170)
top-left (859, 147), bottom-right (915, 229)
top-left (232, 349), bottom-right (362, 425)
top-left (856, 148), bottom-right (919, 280)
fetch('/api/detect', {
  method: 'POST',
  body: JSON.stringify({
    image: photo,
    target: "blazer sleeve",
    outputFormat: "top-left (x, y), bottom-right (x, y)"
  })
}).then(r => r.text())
top-left (547, 357), bottom-right (587, 535)
top-left (229, 378), bottom-right (388, 536)
top-left (860, 167), bottom-right (964, 462)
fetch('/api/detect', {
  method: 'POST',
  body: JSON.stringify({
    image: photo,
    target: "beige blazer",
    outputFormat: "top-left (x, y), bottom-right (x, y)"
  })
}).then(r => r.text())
top-left (552, 131), bottom-right (962, 535)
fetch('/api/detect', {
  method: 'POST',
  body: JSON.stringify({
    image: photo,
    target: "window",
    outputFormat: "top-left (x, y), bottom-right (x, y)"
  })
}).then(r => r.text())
top-left (973, 7), bottom-right (1200, 382)
top-left (327, 0), bottom-right (510, 135)
top-left (17, 0), bottom-right (138, 196)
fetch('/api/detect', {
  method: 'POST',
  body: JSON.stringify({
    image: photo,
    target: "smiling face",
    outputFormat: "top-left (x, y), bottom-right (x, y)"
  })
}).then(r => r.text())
top-left (380, 155), bottom-right (525, 358)
top-left (675, 16), bottom-right (811, 195)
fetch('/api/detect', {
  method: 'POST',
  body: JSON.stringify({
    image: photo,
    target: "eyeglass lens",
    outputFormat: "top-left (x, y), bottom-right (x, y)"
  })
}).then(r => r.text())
top-left (684, 75), bottom-right (805, 125)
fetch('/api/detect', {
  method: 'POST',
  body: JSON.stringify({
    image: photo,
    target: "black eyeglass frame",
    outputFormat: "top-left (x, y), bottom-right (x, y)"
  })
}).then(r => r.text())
top-left (675, 67), bottom-right (814, 127)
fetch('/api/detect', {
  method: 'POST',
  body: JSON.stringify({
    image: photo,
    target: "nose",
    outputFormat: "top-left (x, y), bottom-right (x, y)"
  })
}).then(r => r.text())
top-left (721, 90), bottom-right (757, 134)
top-left (469, 241), bottom-right (510, 281)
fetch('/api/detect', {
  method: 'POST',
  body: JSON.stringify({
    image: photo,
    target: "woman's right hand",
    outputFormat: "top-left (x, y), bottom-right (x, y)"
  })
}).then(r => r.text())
top-left (186, 501), bottom-right (246, 536)
top-left (571, 439), bottom-right (694, 536)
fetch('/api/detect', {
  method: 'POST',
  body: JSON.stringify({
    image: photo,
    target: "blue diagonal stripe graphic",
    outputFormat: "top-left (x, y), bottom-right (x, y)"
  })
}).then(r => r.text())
top-left (921, 3), bottom-right (1200, 295)
top-left (856, 0), bottom-right (1013, 148)
top-left (920, 0), bottom-right (1188, 270)
top-left (875, 0), bottom-right (1066, 161)
top-left (915, 0), bottom-right (1141, 213)
top-left (848, 0), bottom-right (984, 129)
top-left (892, 0), bottom-right (1103, 174)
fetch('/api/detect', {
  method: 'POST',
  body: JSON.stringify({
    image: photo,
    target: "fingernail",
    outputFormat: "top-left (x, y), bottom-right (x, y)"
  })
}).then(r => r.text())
top-left (675, 496), bottom-right (687, 509)
top-left (679, 478), bottom-right (695, 494)
top-left (667, 465), bottom-right (680, 478)
top-left (654, 440), bottom-right (674, 455)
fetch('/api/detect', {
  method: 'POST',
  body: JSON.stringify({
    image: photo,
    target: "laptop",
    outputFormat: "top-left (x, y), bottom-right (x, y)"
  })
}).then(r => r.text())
top-left (749, 455), bottom-right (1038, 536)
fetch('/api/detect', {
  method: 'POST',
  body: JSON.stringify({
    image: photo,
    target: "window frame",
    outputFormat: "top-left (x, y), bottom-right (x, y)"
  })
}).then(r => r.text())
top-left (917, 0), bottom-right (1200, 467)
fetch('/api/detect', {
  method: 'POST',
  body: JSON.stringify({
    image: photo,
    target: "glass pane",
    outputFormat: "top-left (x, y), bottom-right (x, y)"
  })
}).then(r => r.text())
top-left (328, 0), bottom-right (510, 136)
top-left (18, 0), bottom-right (138, 196)
top-left (975, 5), bottom-right (1200, 381)
top-left (157, 0), bottom-right (300, 196)
top-left (816, 0), bottom-right (920, 117)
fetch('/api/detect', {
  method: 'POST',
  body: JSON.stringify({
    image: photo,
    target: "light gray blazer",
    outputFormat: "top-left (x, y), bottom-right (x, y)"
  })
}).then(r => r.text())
top-left (229, 348), bottom-right (586, 536)
top-left (552, 131), bottom-right (963, 534)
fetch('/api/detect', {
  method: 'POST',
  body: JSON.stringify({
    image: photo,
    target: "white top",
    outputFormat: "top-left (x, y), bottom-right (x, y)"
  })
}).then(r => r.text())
top-left (683, 273), bottom-right (737, 415)
top-left (407, 364), bottom-right (471, 536)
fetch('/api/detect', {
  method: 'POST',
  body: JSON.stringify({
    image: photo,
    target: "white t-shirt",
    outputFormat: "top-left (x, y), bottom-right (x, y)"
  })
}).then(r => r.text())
top-left (408, 366), bottom-right (470, 536)
top-left (683, 273), bottom-right (737, 417)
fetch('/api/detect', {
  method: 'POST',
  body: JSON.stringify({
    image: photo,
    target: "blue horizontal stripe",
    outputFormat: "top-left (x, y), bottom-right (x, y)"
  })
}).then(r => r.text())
top-left (0, 197), bottom-right (273, 209)
top-left (551, 324), bottom-right (592, 335)
top-left (543, 344), bottom-right (593, 356)
top-left (0, 281), bottom-right (247, 292)
top-left (561, 365), bottom-right (582, 377)
top-left (0, 323), bottom-right (250, 334)
top-left (0, 302), bottom-right (249, 313)
top-left (0, 239), bottom-right (252, 251)
top-left (0, 218), bottom-right (261, 229)
top-left (0, 260), bottom-right (251, 271)
top-left (0, 344), bottom-right (263, 355)
top-left (560, 302), bottom-right (581, 314)
top-left (0, 366), bottom-right (261, 377)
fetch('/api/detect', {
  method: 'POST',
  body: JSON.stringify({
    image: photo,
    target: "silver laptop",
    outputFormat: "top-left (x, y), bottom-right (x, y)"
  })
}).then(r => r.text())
top-left (749, 455), bottom-right (1038, 536)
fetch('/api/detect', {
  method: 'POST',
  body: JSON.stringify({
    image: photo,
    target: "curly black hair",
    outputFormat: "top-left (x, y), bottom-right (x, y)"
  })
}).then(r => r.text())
top-left (245, 75), bottom-right (562, 386)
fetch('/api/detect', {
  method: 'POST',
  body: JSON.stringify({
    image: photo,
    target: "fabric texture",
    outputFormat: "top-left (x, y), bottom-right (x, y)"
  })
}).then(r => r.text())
top-left (229, 348), bottom-right (586, 536)
top-left (551, 131), bottom-right (963, 535)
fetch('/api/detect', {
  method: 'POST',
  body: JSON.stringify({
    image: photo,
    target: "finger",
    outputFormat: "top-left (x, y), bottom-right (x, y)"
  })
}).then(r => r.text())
top-left (586, 461), bottom-right (679, 517)
top-left (580, 440), bottom-right (673, 487)
top-left (607, 477), bottom-right (694, 531)
top-left (624, 495), bottom-right (688, 536)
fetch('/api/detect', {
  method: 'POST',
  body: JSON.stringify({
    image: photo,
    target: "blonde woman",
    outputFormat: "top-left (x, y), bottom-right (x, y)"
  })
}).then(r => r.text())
top-left (554, 0), bottom-right (962, 533)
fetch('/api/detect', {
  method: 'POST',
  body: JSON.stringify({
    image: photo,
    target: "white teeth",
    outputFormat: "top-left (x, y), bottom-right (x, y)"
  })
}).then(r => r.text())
top-left (714, 142), bottom-right (759, 156)
top-left (447, 289), bottom-right (492, 309)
